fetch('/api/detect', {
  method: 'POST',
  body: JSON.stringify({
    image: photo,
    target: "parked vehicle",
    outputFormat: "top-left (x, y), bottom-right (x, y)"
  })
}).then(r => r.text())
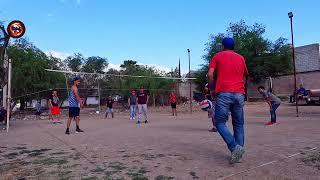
top-left (305, 89), bottom-right (320, 105)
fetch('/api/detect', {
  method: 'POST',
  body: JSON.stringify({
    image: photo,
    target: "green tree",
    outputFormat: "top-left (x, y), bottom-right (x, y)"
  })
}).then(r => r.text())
top-left (101, 60), bottom-right (174, 106)
top-left (195, 20), bottom-right (292, 90)
top-left (7, 38), bottom-right (65, 109)
top-left (65, 53), bottom-right (84, 72)
top-left (82, 56), bottom-right (108, 73)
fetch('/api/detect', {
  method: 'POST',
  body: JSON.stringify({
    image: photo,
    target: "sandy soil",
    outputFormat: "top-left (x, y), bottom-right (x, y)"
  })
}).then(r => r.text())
top-left (0, 103), bottom-right (320, 180)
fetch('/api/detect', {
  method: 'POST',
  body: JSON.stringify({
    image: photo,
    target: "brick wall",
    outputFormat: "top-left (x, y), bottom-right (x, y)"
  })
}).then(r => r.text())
top-left (247, 43), bottom-right (320, 98)
top-left (247, 71), bottom-right (320, 98)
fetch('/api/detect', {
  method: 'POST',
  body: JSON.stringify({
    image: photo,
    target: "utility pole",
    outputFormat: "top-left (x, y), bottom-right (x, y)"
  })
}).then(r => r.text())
top-left (187, 49), bottom-right (192, 114)
top-left (6, 59), bottom-right (12, 132)
top-left (288, 12), bottom-right (299, 117)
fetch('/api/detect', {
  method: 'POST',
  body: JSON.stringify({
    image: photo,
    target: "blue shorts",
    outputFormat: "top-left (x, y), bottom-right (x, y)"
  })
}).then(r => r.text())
top-left (69, 107), bottom-right (80, 117)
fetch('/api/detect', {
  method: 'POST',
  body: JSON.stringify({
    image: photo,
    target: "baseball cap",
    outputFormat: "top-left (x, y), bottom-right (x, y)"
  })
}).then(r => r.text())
top-left (222, 37), bottom-right (235, 50)
top-left (73, 76), bottom-right (81, 81)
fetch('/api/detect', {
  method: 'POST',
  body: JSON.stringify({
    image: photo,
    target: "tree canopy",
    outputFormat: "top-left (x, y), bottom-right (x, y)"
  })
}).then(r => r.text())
top-left (5, 39), bottom-right (66, 108)
top-left (82, 56), bottom-right (108, 73)
top-left (2, 38), bottom-right (178, 108)
top-left (195, 20), bottom-right (292, 90)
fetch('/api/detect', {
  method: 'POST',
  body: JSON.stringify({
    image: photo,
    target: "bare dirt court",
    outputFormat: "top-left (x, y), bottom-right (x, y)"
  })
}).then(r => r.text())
top-left (1, 103), bottom-right (320, 180)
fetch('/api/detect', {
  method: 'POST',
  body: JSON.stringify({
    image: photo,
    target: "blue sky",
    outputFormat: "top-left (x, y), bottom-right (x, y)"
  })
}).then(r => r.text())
top-left (1, 0), bottom-right (319, 73)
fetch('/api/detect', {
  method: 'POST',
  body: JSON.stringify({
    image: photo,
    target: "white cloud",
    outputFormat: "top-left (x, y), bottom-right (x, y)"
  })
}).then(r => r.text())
top-left (107, 63), bottom-right (122, 71)
top-left (47, 13), bottom-right (54, 17)
top-left (106, 63), bottom-right (173, 73)
top-left (45, 50), bottom-right (70, 60)
top-left (140, 64), bottom-right (171, 73)
top-left (58, 0), bottom-right (82, 5)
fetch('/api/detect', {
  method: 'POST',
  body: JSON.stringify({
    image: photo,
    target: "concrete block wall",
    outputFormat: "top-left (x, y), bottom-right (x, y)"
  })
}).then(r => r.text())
top-left (295, 43), bottom-right (320, 72)
top-left (247, 43), bottom-right (320, 98)
top-left (247, 71), bottom-right (320, 98)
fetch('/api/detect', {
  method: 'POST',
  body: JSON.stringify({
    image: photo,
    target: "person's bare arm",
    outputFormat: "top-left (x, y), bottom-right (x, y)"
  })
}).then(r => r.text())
top-left (136, 96), bottom-right (138, 105)
top-left (207, 67), bottom-right (215, 91)
top-left (128, 98), bottom-right (130, 106)
top-left (48, 99), bottom-right (53, 108)
top-left (146, 95), bottom-right (149, 105)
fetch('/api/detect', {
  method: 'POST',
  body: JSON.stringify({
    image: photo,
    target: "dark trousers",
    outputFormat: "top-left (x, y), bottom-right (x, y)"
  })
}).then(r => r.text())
top-left (270, 103), bottom-right (280, 123)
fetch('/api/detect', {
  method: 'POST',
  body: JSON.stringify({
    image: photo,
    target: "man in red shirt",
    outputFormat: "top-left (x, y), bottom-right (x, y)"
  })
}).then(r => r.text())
top-left (207, 37), bottom-right (248, 164)
top-left (169, 92), bottom-right (177, 116)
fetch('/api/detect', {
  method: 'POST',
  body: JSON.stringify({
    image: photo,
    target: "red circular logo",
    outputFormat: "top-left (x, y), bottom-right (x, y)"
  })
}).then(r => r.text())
top-left (7, 20), bottom-right (26, 38)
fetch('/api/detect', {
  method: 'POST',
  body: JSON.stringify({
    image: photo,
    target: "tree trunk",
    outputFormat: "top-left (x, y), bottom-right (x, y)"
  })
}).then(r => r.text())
top-left (20, 97), bottom-right (26, 110)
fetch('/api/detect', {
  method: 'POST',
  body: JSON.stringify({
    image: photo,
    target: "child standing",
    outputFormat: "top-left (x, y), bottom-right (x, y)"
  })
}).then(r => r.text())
top-left (169, 92), bottom-right (178, 116)
top-left (35, 100), bottom-right (42, 119)
top-left (106, 96), bottom-right (114, 118)
top-left (128, 90), bottom-right (136, 120)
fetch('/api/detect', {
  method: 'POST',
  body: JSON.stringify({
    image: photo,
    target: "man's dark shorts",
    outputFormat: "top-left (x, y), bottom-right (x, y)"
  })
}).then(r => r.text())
top-left (171, 103), bottom-right (177, 109)
top-left (69, 107), bottom-right (80, 117)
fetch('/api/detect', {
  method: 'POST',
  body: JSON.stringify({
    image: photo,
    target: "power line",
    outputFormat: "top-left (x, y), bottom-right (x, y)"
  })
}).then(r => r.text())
top-left (45, 69), bottom-right (196, 80)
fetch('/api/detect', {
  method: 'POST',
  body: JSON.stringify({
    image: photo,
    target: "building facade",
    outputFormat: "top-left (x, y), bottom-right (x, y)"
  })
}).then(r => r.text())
top-left (247, 43), bottom-right (320, 99)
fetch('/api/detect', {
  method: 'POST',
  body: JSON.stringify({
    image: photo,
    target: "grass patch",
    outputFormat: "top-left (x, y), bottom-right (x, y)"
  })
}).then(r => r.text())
top-left (73, 152), bottom-right (81, 160)
top-left (19, 150), bottom-right (31, 154)
top-left (14, 147), bottom-right (27, 150)
top-left (104, 170), bottom-right (118, 176)
top-left (301, 151), bottom-right (320, 169)
top-left (131, 175), bottom-right (148, 180)
top-left (127, 167), bottom-right (149, 180)
top-left (49, 170), bottom-right (73, 179)
top-left (109, 162), bottom-right (127, 171)
top-left (28, 152), bottom-right (43, 157)
top-left (81, 176), bottom-right (98, 180)
top-left (71, 164), bottom-right (80, 168)
top-left (3, 152), bottom-right (19, 159)
top-left (155, 175), bottom-right (174, 180)
top-left (20, 149), bottom-right (51, 156)
top-left (189, 172), bottom-right (199, 179)
top-left (33, 157), bottom-right (68, 166)
top-left (157, 154), bottom-right (166, 158)
top-left (140, 154), bottom-right (156, 160)
top-left (50, 151), bottom-right (68, 156)
top-left (92, 166), bottom-right (105, 173)
top-left (137, 167), bottom-right (150, 174)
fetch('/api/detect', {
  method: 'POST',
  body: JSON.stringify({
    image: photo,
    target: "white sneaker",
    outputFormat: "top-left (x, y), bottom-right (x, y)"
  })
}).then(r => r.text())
top-left (133, 117), bottom-right (135, 120)
top-left (130, 117), bottom-right (133, 120)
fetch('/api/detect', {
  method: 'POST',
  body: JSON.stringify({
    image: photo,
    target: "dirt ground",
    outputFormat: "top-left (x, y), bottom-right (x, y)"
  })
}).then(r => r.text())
top-left (0, 102), bottom-right (320, 180)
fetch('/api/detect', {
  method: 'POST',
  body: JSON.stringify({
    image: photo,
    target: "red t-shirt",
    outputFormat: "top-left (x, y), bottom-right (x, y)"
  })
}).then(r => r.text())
top-left (169, 93), bottom-right (177, 103)
top-left (209, 50), bottom-right (248, 94)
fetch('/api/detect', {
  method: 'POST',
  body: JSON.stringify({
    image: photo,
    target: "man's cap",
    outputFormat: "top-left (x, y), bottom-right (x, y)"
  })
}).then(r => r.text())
top-left (73, 76), bottom-right (81, 81)
top-left (222, 37), bottom-right (235, 49)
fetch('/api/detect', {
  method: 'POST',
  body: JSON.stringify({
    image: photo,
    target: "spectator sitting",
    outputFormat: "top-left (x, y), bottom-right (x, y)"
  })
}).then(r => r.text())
top-left (297, 84), bottom-right (308, 96)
